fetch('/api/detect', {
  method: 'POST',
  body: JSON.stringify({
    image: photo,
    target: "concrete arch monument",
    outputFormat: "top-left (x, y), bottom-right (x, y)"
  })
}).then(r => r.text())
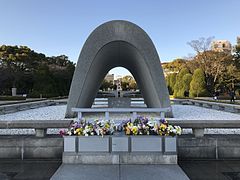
top-left (65, 20), bottom-right (172, 117)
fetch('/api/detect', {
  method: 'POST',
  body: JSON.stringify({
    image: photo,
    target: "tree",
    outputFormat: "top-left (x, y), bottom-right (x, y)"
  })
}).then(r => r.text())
top-left (190, 68), bottom-right (207, 97)
top-left (187, 37), bottom-right (233, 94)
top-left (162, 59), bottom-right (187, 73)
top-left (173, 68), bottom-right (190, 97)
top-left (182, 73), bottom-right (192, 95)
top-left (166, 73), bottom-right (177, 95)
top-left (100, 80), bottom-right (113, 91)
top-left (0, 45), bottom-right (75, 97)
top-left (121, 75), bottom-right (137, 91)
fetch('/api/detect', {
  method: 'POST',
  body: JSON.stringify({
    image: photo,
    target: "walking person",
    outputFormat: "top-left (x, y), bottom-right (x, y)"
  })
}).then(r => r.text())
top-left (229, 90), bottom-right (236, 103)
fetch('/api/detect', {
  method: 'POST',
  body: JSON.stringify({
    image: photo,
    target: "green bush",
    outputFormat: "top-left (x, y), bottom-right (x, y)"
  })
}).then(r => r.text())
top-left (0, 96), bottom-right (26, 101)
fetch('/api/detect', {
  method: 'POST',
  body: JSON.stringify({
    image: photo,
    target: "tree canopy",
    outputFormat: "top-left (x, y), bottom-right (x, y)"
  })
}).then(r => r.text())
top-left (0, 45), bottom-right (75, 97)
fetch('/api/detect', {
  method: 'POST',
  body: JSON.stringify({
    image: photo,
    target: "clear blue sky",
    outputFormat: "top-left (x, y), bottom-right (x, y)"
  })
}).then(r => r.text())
top-left (0, 0), bottom-right (239, 76)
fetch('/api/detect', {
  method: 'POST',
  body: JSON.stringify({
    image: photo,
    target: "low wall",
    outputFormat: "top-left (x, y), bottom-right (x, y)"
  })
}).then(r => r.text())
top-left (0, 135), bottom-right (240, 160)
top-left (173, 99), bottom-right (240, 113)
top-left (178, 134), bottom-right (240, 160)
top-left (0, 100), bottom-right (67, 115)
top-left (0, 135), bottom-right (63, 159)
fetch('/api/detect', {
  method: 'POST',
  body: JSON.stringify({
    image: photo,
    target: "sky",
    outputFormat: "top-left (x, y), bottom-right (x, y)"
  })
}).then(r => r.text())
top-left (0, 0), bottom-right (240, 76)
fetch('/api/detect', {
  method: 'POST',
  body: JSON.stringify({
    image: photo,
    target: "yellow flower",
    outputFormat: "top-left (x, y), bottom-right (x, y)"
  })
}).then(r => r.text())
top-left (105, 123), bottom-right (110, 129)
top-left (160, 124), bottom-right (167, 130)
top-left (126, 127), bottom-right (131, 135)
top-left (132, 126), bottom-right (138, 135)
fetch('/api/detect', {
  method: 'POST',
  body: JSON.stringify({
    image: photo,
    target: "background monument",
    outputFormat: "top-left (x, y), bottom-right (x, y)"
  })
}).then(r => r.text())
top-left (65, 20), bottom-right (172, 117)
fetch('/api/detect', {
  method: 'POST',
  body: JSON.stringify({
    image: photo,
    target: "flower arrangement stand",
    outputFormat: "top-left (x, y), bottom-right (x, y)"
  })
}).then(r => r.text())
top-left (111, 136), bottom-right (129, 152)
top-left (78, 136), bottom-right (109, 152)
top-left (165, 136), bottom-right (177, 153)
top-left (63, 136), bottom-right (76, 152)
top-left (131, 136), bottom-right (162, 152)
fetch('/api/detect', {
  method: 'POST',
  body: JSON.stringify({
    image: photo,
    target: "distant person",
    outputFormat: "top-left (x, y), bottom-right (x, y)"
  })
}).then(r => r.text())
top-left (213, 91), bottom-right (219, 100)
top-left (229, 90), bottom-right (236, 103)
top-left (184, 91), bottom-right (189, 97)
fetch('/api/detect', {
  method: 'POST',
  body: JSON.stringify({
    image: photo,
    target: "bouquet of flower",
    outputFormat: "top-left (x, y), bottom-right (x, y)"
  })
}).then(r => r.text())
top-left (60, 119), bottom-right (115, 137)
top-left (120, 117), bottom-right (181, 137)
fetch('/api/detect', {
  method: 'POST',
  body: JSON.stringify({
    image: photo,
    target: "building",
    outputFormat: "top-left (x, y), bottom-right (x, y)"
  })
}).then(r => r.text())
top-left (104, 73), bottom-right (114, 83)
top-left (211, 40), bottom-right (232, 53)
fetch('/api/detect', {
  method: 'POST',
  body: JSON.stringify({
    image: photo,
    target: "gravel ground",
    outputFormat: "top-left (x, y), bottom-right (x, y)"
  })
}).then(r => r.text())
top-left (0, 104), bottom-right (240, 135)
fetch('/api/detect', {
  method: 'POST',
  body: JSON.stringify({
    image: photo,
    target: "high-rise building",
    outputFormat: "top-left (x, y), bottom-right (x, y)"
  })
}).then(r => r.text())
top-left (211, 40), bottom-right (232, 53)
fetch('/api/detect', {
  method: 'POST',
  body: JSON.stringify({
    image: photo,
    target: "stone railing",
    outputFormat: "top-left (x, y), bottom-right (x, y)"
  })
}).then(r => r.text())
top-left (72, 107), bottom-right (172, 120)
top-left (0, 120), bottom-right (73, 137)
top-left (0, 100), bottom-right (55, 115)
top-left (169, 120), bottom-right (240, 137)
top-left (173, 99), bottom-right (240, 113)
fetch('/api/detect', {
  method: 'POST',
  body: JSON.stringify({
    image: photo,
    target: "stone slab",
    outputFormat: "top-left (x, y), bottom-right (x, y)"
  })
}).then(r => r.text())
top-left (165, 137), bottom-right (177, 153)
top-left (51, 164), bottom-right (189, 180)
top-left (111, 137), bottom-right (129, 152)
top-left (62, 152), bottom-right (177, 164)
top-left (78, 136), bottom-right (109, 152)
top-left (63, 136), bottom-right (76, 152)
top-left (108, 97), bottom-right (131, 108)
top-left (131, 136), bottom-right (162, 152)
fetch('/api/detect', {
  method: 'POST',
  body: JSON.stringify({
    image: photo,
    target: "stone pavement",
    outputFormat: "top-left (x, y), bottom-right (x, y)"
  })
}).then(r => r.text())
top-left (179, 160), bottom-right (240, 180)
top-left (51, 164), bottom-right (189, 180)
top-left (0, 159), bottom-right (61, 180)
top-left (1, 159), bottom-right (240, 179)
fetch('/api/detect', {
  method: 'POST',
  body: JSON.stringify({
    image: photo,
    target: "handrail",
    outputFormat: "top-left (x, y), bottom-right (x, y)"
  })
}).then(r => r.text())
top-left (0, 119), bottom-right (239, 138)
top-left (72, 107), bottom-right (172, 120)
top-left (169, 119), bottom-right (240, 137)
top-left (0, 120), bottom-right (73, 137)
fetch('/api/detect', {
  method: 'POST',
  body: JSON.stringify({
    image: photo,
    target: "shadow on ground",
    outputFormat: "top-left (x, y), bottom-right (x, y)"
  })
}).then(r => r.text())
top-left (179, 160), bottom-right (240, 180)
top-left (0, 159), bottom-right (240, 179)
top-left (0, 160), bottom-right (61, 180)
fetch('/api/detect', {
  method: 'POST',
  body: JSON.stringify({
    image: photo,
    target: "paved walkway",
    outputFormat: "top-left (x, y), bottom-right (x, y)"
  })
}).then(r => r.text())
top-left (0, 160), bottom-right (240, 179)
top-left (0, 160), bottom-right (61, 180)
top-left (51, 164), bottom-right (189, 180)
top-left (179, 160), bottom-right (240, 180)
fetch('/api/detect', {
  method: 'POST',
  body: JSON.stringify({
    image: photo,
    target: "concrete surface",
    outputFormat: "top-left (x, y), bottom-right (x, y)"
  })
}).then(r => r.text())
top-left (62, 152), bottom-right (177, 164)
top-left (0, 159), bottom-right (61, 180)
top-left (0, 135), bottom-right (63, 159)
top-left (66, 20), bottom-right (172, 118)
top-left (2, 134), bottom-right (240, 160)
top-left (0, 99), bottom-right (67, 115)
top-left (1, 159), bottom-right (240, 180)
top-left (179, 160), bottom-right (240, 180)
top-left (51, 164), bottom-right (189, 180)
top-left (108, 97), bottom-right (131, 108)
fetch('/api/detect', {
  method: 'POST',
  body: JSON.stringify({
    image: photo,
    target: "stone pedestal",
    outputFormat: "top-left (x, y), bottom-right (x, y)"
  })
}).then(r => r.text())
top-left (108, 97), bottom-right (131, 108)
top-left (11, 88), bottom-right (17, 96)
top-left (63, 136), bottom-right (177, 164)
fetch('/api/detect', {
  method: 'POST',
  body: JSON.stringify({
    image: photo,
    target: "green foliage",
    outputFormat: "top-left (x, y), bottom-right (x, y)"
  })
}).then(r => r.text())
top-left (173, 68), bottom-right (190, 97)
top-left (0, 45), bottom-right (75, 97)
top-left (182, 73), bottom-right (192, 93)
top-left (0, 96), bottom-right (26, 101)
top-left (100, 80), bottom-right (114, 91)
top-left (162, 59), bottom-right (187, 73)
top-left (121, 75), bottom-right (137, 91)
top-left (166, 73), bottom-right (176, 95)
top-left (190, 68), bottom-right (207, 97)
